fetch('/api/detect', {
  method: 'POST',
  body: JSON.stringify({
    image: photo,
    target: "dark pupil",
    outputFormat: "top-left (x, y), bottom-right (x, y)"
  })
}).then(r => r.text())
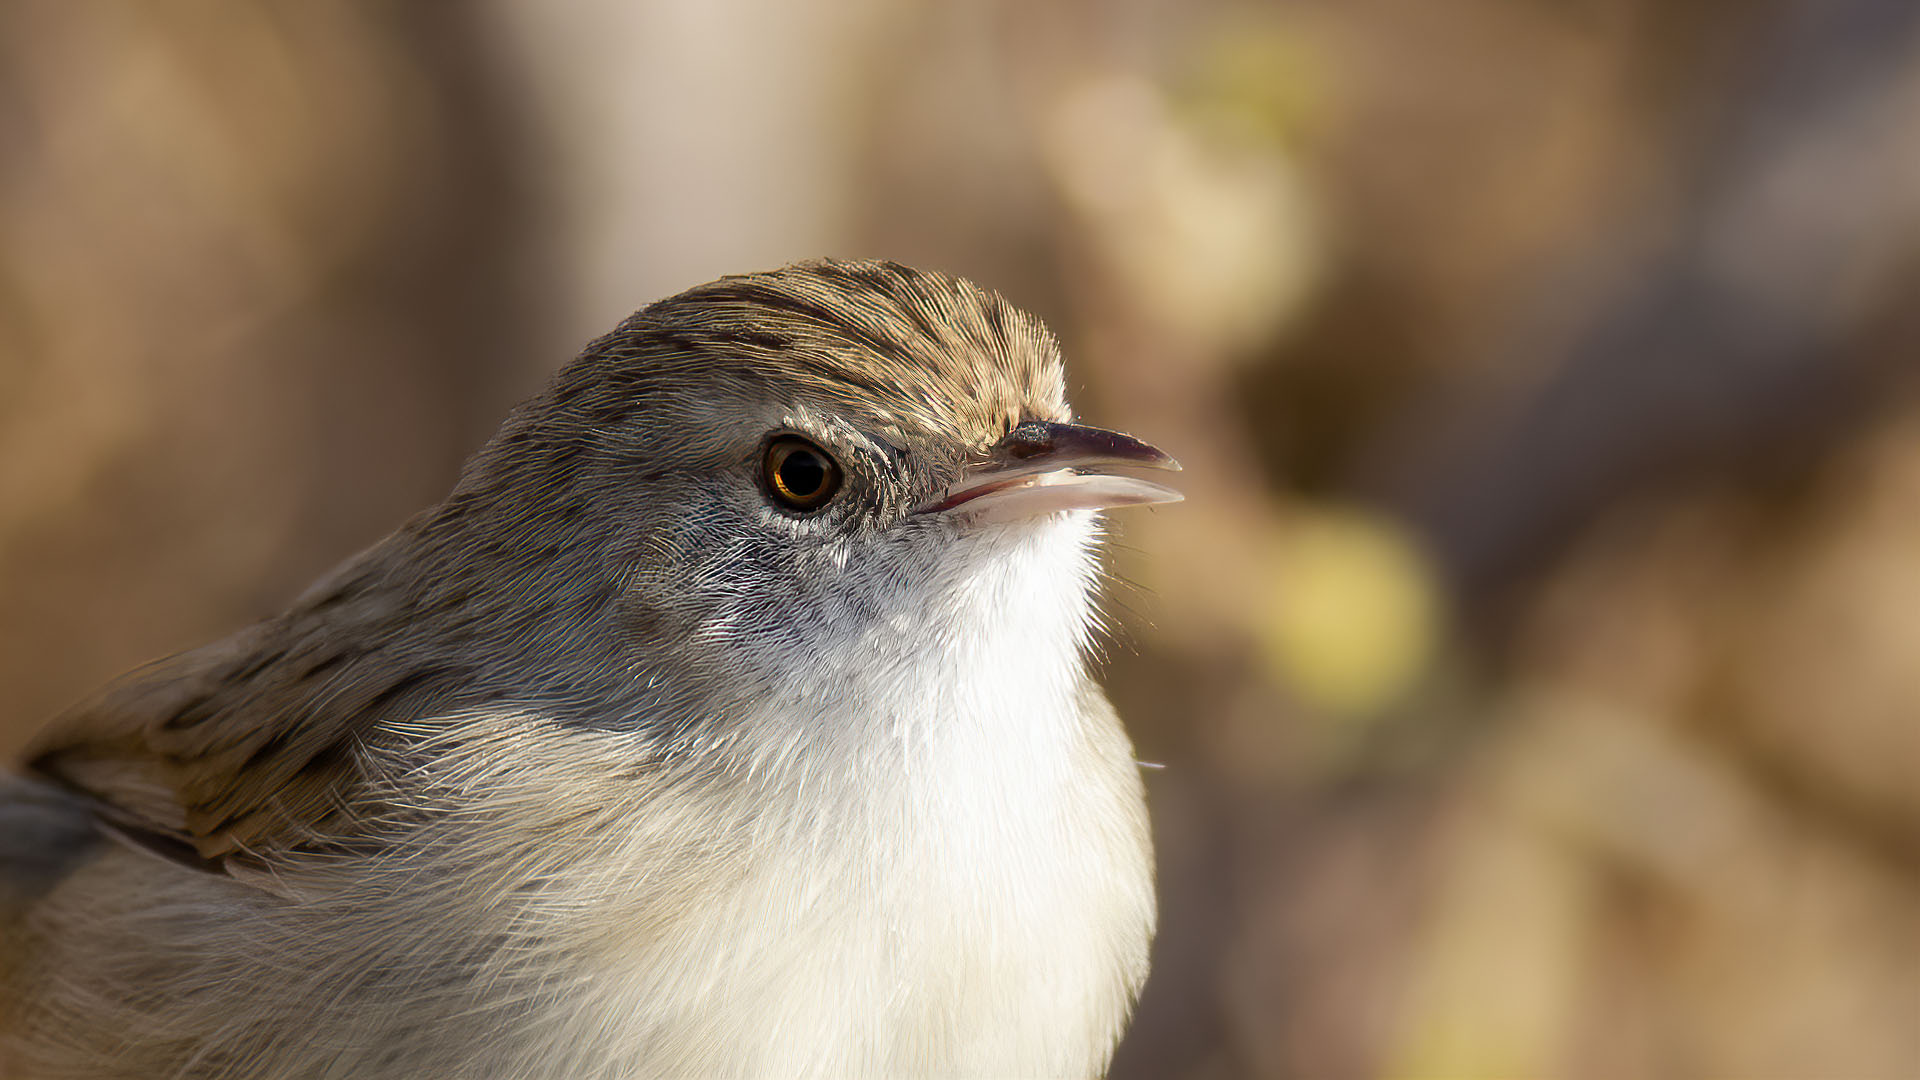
top-left (779, 450), bottom-right (826, 497)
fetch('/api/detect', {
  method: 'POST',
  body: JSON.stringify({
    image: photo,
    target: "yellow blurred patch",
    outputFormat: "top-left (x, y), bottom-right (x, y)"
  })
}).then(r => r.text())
top-left (1261, 505), bottom-right (1439, 719)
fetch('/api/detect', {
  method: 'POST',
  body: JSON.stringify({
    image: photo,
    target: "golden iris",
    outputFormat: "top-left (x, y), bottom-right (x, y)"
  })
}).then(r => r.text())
top-left (764, 436), bottom-right (842, 511)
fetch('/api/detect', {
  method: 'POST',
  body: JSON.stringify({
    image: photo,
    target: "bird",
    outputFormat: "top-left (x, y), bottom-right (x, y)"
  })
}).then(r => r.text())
top-left (0, 259), bottom-right (1180, 1079)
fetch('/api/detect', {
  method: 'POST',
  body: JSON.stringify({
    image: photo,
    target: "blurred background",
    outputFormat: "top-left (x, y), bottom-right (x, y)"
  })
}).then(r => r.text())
top-left (4, 1), bottom-right (1919, 1076)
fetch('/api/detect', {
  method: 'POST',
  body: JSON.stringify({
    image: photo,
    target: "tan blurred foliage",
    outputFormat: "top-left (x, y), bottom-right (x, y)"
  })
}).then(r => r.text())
top-left (4, 1), bottom-right (1918, 1077)
top-left (0, 1), bottom-right (543, 732)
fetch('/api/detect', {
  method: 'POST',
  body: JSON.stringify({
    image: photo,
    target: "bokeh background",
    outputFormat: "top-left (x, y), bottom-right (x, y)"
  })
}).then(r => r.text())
top-left (5, 1), bottom-right (1920, 1076)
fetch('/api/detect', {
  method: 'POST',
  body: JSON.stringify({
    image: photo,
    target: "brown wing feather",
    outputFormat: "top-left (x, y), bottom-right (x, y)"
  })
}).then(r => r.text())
top-left (25, 567), bottom-right (465, 869)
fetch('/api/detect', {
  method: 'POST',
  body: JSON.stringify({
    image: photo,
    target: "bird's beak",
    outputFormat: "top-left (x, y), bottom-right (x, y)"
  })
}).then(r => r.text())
top-left (915, 420), bottom-right (1184, 524)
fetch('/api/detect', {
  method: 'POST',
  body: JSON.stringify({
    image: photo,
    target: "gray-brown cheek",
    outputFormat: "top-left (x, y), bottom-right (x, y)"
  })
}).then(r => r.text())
top-left (607, 495), bottom-right (743, 635)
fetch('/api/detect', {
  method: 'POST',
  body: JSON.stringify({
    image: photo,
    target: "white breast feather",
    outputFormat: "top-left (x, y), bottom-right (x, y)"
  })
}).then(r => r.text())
top-left (520, 511), bottom-right (1155, 1078)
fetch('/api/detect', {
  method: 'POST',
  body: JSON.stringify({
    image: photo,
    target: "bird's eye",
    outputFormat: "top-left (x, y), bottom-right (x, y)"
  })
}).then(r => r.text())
top-left (763, 436), bottom-right (843, 512)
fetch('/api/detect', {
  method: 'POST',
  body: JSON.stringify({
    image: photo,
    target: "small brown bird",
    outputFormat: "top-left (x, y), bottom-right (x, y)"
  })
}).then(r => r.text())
top-left (0, 260), bottom-right (1180, 1079)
